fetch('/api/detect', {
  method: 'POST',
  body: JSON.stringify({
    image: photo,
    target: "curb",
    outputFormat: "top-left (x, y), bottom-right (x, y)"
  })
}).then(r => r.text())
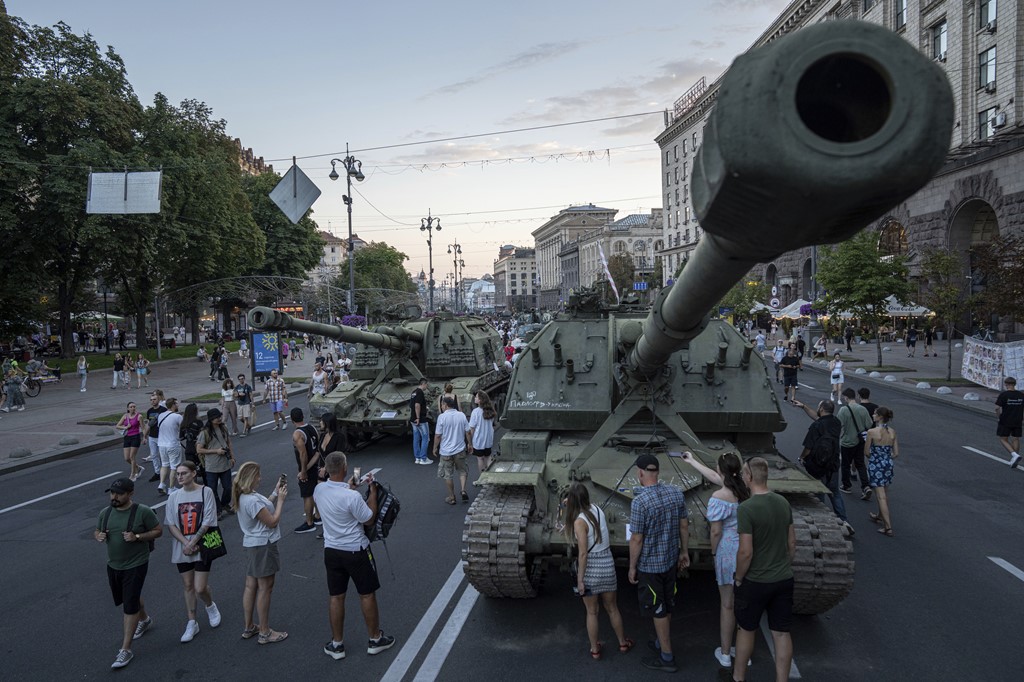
top-left (0, 384), bottom-right (310, 478)
top-left (800, 362), bottom-right (994, 418)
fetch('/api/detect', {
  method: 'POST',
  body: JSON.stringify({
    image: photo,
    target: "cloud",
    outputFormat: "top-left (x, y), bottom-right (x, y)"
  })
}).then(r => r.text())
top-left (690, 39), bottom-right (726, 50)
top-left (401, 129), bottom-right (453, 140)
top-left (426, 41), bottom-right (583, 97)
top-left (386, 140), bottom-right (572, 165)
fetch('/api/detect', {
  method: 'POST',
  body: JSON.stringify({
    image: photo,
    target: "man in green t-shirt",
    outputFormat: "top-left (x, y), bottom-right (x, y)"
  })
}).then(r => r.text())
top-left (94, 478), bottom-right (162, 670)
top-left (733, 458), bottom-right (795, 682)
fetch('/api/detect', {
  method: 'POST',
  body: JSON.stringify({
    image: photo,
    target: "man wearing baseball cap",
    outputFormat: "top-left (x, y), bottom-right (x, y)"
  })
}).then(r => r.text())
top-left (94, 477), bottom-right (162, 669)
top-left (627, 453), bottom-right (689, 673)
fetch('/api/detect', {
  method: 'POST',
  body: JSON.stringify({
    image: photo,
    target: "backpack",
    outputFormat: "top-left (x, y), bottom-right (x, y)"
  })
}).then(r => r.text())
top-left (101, 503), bottom-right (155, 552)
top-left (364, 480), bottom-right (400, 542)
top-left (806, 428), bottom-right (840, 478)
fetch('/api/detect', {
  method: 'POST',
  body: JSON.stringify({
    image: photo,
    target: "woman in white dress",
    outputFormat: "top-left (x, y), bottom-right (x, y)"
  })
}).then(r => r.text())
top-left (828, 351), bottom-right (845, 402)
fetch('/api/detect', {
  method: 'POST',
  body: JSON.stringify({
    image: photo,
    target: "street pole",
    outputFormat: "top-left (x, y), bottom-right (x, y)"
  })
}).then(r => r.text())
top-left (329, 145), bottom-right (364, 314)
top-left (102, 287), bottom-right (110, 355)
top-left (447, 239), bottom-right (462, 313)
top-left (421, 211), bottom-right (441, 312)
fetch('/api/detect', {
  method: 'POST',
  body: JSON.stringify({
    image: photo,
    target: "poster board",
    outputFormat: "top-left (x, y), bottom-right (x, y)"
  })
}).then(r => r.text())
top-left (962, 337), bottom-right (1024, 390)
top-left (251, 332), bottom-right (283, 378)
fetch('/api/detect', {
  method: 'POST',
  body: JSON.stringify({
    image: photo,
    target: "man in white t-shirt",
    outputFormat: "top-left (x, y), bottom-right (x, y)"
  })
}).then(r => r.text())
top-left (433, 396), bottom-right (470, 505)
top-left (155, 398), bottom-right (184, 495)
top-left (313, 453), bottom-right (396, 661)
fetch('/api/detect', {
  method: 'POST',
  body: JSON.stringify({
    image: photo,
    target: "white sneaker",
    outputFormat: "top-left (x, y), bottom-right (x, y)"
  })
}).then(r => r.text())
top-left (1010, 453), bottom-right (1021, 470)
top-left (180, 620), bottom-right (200, 643)
top-left (714, 647), bottom-right (732, 667)
top-left (132, 616), bottom-right (152, 640)
top-left (110, 649), bottom-right (133, 669)
top-left (206, 602), bottom-right (222, 628)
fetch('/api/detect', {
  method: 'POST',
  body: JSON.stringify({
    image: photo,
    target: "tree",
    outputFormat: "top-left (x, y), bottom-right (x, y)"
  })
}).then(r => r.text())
top-left (607, 253), bottom-right (634, 300)
top-left (815, 231), bottom-right (914, 367)
top-left (650, 257), bottom-right (664, 290)
top-left (919, 248), bottom-right (973, 380)
top-left (718, 279), bottom-right (769, 322)
top-left (241, 171), bottom-right (322, 279)
top-left (338, 242), bottom-right (416, 316)
top-left (970, 234), bottom-right (1024, 329)
top-left (1, 19), bottom-right (143, 354)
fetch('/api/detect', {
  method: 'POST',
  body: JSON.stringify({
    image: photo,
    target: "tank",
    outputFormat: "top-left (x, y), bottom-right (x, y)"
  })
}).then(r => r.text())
top-left (463, 20), bottom-right (953, 614)
top-left (246, 306), bottom-right (511, 448)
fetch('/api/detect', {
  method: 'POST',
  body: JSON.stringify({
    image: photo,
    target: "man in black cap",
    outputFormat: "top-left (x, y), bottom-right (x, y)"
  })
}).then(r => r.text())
top-left (94, 478), bottom-right (163, 670)
top-left (627, 453), bottom-right (689, 673)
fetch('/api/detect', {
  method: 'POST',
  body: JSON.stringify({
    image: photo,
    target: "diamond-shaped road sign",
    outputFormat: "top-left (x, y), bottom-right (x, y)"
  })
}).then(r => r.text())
top-left (269, 163), bottom-right (321, 224)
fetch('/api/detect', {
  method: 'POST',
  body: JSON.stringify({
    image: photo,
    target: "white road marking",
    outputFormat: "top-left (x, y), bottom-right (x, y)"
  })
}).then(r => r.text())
top-left (0, 471), bottom-right (122, 515)
top-left (962, 446), bottom-right (1023, 471)
top-left (797, 382), bottom-right (817, 390)
top-left (413, 583), bottom-right (480, 682)
top-left (759, 612), bottom-right (801, 679)
top-left (988, 557), bottom-right (1024, 583)
top-left (381, 562), bottom-right (466, 682)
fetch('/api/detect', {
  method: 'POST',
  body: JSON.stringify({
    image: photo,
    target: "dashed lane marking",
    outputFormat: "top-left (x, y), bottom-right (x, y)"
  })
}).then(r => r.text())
top-left (962, 446), bottom-right (1023, 471)
top-left (988, 557), bottom-right (1024, 583)
top-left (0, 471), bottom-right (122, 515)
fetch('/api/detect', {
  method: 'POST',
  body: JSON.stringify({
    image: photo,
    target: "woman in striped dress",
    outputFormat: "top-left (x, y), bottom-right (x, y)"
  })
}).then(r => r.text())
top-left (565, 482), bottom-right (633, 660)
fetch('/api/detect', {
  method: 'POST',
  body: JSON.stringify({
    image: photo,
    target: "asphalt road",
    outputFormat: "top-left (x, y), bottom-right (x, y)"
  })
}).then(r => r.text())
top-left (1, 379), bottom-right (1021, 680)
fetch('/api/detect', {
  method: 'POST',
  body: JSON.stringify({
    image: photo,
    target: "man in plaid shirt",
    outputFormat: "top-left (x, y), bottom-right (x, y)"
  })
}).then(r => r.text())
top-left (262, 369), bottom-right (287, 430)
top-left (628, 453), bottom-right (689, 673)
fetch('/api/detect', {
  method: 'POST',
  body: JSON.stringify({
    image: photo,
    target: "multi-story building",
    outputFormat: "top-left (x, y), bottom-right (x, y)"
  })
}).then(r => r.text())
top-left (493, 246), bottom-right (538, 313)
top-left (657, 0), bottom-right (1024, 334)
top-left (531, 204), bottom-right (617, 309)
top-left (577, 209), bottom-right (665, 290)
top-left (558, 239), bottom-right (581, 297)
top-left (235, 139), bottom-right (273, 176)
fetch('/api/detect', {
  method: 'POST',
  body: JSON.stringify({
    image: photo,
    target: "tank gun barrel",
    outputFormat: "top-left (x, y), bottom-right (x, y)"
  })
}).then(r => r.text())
top-left (247, 306), bottom-right (420, 354)
top-left (628, 21), bottom-right (953, 376)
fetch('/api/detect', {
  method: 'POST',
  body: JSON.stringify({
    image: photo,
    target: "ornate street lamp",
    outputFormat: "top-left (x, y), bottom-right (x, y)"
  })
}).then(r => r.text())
top-left (447, 239), bottom-right (464, 313)
top-left (329, 144), bottom-right (365, 313)
top-left (421, 211), bottom-right (441, 312)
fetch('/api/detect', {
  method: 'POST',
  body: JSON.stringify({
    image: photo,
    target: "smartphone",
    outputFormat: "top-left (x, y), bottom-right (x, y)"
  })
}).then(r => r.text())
top-left (278, 473), bottom-right (287, 488)
top-left (353, 467), bottom-right (362, 483)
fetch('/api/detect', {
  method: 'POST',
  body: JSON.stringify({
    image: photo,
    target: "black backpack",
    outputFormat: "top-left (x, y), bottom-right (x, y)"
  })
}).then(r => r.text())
top-left (101, 503), bottom-right (155, 552)
top-left (806, 430), bottom-right (840, 478)
top-left (364, 480), bottom-right (400, 542)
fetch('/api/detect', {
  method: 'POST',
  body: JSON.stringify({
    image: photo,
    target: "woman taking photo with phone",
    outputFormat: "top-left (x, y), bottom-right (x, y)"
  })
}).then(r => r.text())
top-left (165, 462), bottom-right (221, 643)
top-left (232, 461), bottom-right (288, 644)
top-left (564, 482), bottom-right (632, 660)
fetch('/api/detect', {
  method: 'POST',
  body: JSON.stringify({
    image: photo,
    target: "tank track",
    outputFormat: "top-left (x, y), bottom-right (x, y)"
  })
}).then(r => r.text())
top-left (789, 496), bottom-right (855, 614)
top-left (462, 485), bottom-right (539, 598)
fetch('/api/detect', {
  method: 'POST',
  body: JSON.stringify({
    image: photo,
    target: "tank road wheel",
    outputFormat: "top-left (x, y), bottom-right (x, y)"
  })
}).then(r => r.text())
top-left (462, 485), bottom-right (539, 598)
top-left (790, 496), bottom-right (855, 615)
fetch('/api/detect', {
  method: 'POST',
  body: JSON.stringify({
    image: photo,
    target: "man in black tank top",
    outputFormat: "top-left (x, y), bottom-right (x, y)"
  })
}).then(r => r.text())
top-left (291, 407), bottom-right (321, 534)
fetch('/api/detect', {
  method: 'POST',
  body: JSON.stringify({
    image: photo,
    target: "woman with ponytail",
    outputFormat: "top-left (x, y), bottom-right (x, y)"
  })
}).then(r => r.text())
top-left (682, 451), bottom-right (750, 669)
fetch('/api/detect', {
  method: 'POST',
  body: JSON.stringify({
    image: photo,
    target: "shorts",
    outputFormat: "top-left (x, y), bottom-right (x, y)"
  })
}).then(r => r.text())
top-left (244, 541), bottom-right (280, 578)
top-left (734, 577), bottom-right (794, 632)
top-left (270, 400), bottom-right (284, 414)
top-left (473, 447), bottom-right (492, 458)
top-left (637, 567), bottom-right (678, 618)
top-left (176, 557), bottom-right (213, 573)
top-left (107, 563), bottom-right (149, 615)
top-left (324, 546), bottom-right (381, 596)
top-left (437, 451), bottom-right (468, 480)
top-left (997, 424), bottom-right (1022, 438)
top-left (298, 472), bottom-right (319, 498)
top-left (783, 375), bottom-right (799, 388)
top-left (238, 404), bottom-right (252, 419)
top-left (159, 444), bottom-right (184, 469)
top-left (137, 368), bottom-right (147, 376)
top-left (123, 434), bottom-right (142, 449)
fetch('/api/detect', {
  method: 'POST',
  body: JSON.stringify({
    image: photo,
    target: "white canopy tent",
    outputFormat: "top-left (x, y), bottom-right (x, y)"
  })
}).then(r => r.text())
top-left (835, 296), bottom-right (931, 319)
top-left (774, 299), bottom-right (811, 320)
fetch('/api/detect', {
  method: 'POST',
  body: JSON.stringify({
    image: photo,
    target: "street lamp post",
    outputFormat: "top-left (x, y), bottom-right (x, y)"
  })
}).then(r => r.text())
top-left (420, 210), bottom-right (441, 312)
top-left (447, 239), bottom-right (464, 313)
top-left (329, 144), bottom-right (365, 314)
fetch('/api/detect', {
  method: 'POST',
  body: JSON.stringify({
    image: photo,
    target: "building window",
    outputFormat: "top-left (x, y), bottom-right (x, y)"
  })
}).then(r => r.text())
top-left (673, 145), bottom-right (678, 161)
top-left (330, 246), bottom-right (336, 253)
top-left (894, 0), bottom-right (906, 29)
top-left (932, 21), bottom-right (947, 60)
top-left (675, 189), bottom-right (680, 205)
top-left (683, 184), bottom-right (689, 202)
top-left (978, 106), bottom-right (999, 140)
top-left (674, 167), bottom-right (679, 183)
top-left (684, 229), bottom-right (690, 243)
top-left (683, 161), bottom-right (687, 179)
top-left (682, 140), bottom-right (687, 156)
top-left (692, 132), bottom-right (698, 148)
top-left (978, 47), bottom-right (996, 87)
top-left (863, 0), bottom-right (874, 9)
top-left (684, 206), bottom-right (691, 223)
top-left (665, 151), bottom-right (670, 165)
top-left (675, 210), bottom-right (680, 225)
top-left (877, 219), bottom-right (908, 256)
top-left (979, 0), bottom-right (997, 28)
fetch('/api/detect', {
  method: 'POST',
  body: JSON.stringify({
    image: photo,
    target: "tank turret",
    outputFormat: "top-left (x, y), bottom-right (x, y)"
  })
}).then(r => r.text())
top-left (463, 21), bottom-right (953, 613)
top-left (247, 306), bottom-right (510, 448)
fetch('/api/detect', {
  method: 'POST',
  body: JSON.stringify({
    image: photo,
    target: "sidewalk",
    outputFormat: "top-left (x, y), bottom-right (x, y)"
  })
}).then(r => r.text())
top-left (796, 337), bottom-right (1000, 417)
top-left (0, 356), bottom-right (309, 476)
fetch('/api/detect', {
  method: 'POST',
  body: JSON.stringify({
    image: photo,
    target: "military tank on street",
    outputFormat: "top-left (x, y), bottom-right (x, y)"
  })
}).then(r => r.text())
top-left (463, 20), bottom-right (954, 614)
top-left (247, 306), bottom-right (510, 448)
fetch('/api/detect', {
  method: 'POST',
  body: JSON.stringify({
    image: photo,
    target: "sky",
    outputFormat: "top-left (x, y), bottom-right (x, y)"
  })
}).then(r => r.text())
top-left (9, 0), bottom-right (791, 281)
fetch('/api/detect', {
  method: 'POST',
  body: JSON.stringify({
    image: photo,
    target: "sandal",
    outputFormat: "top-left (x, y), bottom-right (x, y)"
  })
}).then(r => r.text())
top-left (257, 629), bottom-right (288, 645)
top-left (461, 491), bottom-right (469, 503)
top-left (868, 512), bottom-right (882, 524)
top-left (590, 642), bottom-right (602, 660)
top-left (241, 625), bottom-right (259, 639)
top-left (619, 637), bottom-right (635, 653)
top-left (444, 496), bottom-right (456, 505)
top-left (877, 527), bottom-right (894, 537)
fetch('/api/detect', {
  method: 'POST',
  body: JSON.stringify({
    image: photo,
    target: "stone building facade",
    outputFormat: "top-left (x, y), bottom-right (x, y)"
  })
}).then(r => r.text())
top-left (531, 204), bottom-right (617, 309)
top-left (656, 0), bottom-right (1024, 333)
top-left (493, 246), bottom-right (538, 313)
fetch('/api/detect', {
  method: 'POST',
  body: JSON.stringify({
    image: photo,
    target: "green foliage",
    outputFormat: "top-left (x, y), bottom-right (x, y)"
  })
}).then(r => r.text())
top-left (241, 172), bottom-right (321, 278)
top-left (607, 253), bottom-right (634, 297)
top-left (970, 234), bottom-right (1024, 322)
top-left (718, 278), bottom-right (769, 318)
top-left (651, 257), bottom-right (664, 289)
top-left (337, 242), bottom-right (417, 314)
top-left (816, 231), bottom-right (913, 366)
